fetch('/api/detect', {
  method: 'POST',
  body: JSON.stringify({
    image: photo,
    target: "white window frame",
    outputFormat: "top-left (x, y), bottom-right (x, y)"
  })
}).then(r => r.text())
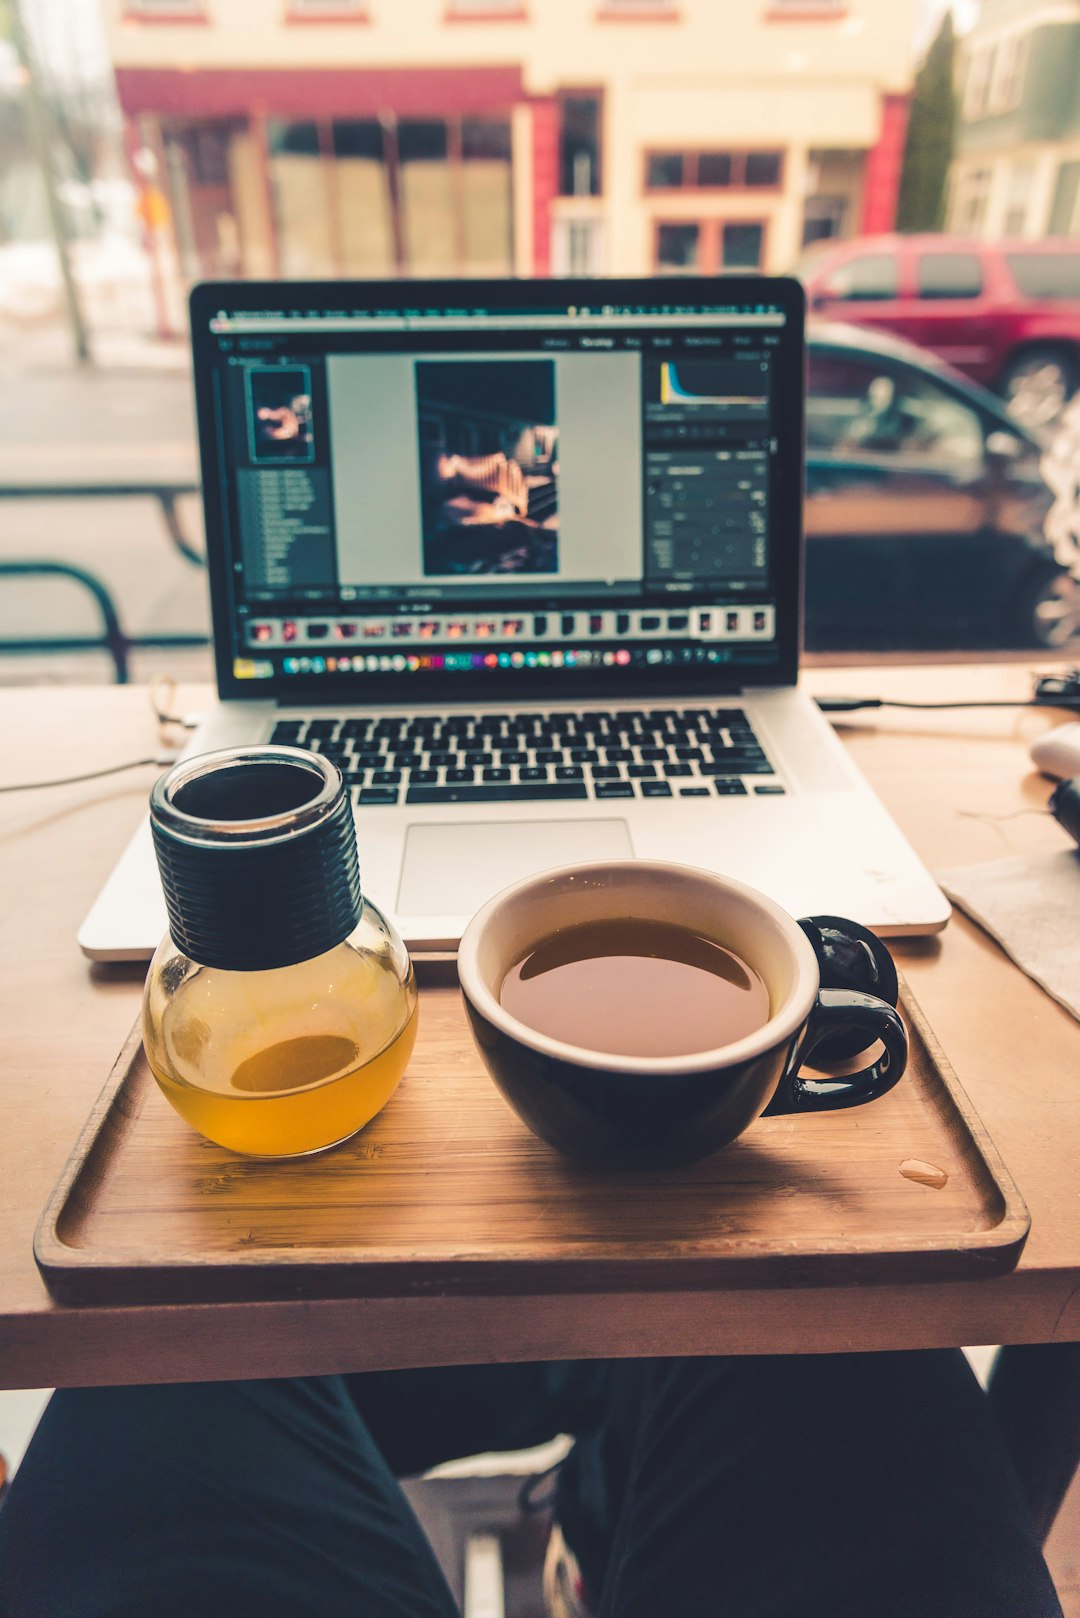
top-left (988, 31), bottom-right (1029, 115)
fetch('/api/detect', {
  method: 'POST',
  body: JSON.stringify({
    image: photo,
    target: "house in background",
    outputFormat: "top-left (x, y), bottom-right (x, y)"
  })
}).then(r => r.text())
top-left (104, 0), bottom-right (914, 283)
top-left (950, 0), bottom-right (1080, 240)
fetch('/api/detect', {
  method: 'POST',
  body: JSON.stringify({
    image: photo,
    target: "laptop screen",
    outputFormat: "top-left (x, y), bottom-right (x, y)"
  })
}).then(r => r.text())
top-left (191, 277), bottom-right (804, 702)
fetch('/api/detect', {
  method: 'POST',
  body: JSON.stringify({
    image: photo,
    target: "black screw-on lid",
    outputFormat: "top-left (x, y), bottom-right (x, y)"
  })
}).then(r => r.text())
top-left (149, 746), bottom-right (362, 972)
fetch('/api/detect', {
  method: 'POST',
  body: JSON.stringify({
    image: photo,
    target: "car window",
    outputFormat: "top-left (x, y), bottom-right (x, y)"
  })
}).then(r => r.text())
top-left (1005, 252), bottom-right (1080, 300)
top-left (917, 252), bottom-right (983, 300)
top-left (819, 253), bottom-right (898, 302)
top-left (808, 353), bottom-right (984, 462)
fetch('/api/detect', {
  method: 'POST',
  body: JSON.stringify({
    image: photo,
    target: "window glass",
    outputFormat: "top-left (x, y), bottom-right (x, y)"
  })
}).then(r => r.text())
top-left (722, 222), bottom-right (763, 269)
top-left (331, 121), bottom-right (394, 275)
top-left (559, 97), bottom-right (601, 197)
top-left (744, 151), bottom-right (781, 187)
top-left (646, 153), bottom-right (684, 189)
top-left (917, 252), bottom-right (983, 300)
top-left (807, 354), bottom-right (984, 462)
top-left (823, 253), bottom-right (898, 300)
top-left (267, 121), bottom-right (334, 278)
top-left (696, 152), bottom-right (732, 187)
top-left (1048, 163), bottom-right (1080, 238)
top-left (1005, 253), bottom-right (1080, 300)
top-left (656, 222), bottom-right (700, 270)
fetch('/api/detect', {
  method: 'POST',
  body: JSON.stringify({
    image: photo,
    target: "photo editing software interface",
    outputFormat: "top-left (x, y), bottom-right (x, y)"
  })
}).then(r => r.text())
top-left (206, 296), bottom-right (789, 687)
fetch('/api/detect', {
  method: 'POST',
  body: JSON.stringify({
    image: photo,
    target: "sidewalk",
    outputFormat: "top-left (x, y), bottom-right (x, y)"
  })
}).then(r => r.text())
top-left (0, 315), bottom-right (208, 686)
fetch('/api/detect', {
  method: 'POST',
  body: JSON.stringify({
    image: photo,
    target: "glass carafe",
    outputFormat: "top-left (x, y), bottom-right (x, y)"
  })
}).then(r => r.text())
top-left (141, 747), bottom-right (417, 1157)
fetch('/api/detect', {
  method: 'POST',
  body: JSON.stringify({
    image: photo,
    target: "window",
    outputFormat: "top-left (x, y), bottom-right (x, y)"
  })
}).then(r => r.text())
top-left (767, 0), bottom-right (845, 14)
top-left (124, 0), bottom-right (204, 12)
top-left (647, 153), bottom-right (685, 190)
top-left (949, 168), bottom-right (991, 234)
top-left (988, 32), bottom-right (1028, 114)
top-left (644, 150), bottom-right (783, 189)
top-left (447, 0), bottom-right (525, 14)
top-left (744, 152), bottom-right (781, 187)
top-left (287, 0), bottom-right (368, 14)
top-left (822, 253), bottom-right (898, 301)
top-left (802, 195), bottom-right (846, 246)
top-left (656, 222), bottom-right (700, 271)
top-left (1005, 253), bottom-right (1080, 300)
top-left (1048, 162), bottom-right (1080, 238)
top-left (559, 96), bottom-right (602, 197)
top-left (598, 0), bottom-right (677, 13)
top-left (917, 253), bottom-right (983, 300)
top-left (722, 221), bottom-right (763, 269)
top-left (697, 152), bottom-right (733, 187)
top-left (552, 216), bottom-right (607, 274)
top-left (807, 356), bottom-right (983, 464)
top-left (963, 46), bottom-right (993, 120)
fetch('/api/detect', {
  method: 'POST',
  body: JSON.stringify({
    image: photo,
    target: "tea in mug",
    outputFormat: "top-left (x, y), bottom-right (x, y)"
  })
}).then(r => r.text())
top-left (499, 918), bottom-right (770, 1059)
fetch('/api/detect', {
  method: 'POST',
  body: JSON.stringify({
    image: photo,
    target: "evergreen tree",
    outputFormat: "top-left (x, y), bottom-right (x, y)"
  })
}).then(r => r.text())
top-left (897, 10), bottom-right (957, 233)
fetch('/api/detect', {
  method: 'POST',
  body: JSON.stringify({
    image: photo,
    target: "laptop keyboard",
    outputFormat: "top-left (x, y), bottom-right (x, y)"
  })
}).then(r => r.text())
top-left (269, 707), bottom-right (783, 806)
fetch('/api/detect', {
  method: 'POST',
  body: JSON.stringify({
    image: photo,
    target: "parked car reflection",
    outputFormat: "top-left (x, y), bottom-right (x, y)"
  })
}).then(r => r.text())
top-left (805, 323), bottom-right (1080, 652)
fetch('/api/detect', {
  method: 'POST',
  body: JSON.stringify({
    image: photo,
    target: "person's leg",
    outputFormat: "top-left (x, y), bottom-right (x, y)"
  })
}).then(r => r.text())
top-left (0, 1378), bottom-right (459, 1618)
top-left (559, 1349), bottom-right (1063, 1618)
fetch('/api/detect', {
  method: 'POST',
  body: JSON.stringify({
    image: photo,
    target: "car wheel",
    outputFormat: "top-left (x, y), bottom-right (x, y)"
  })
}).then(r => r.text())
top-left (1019, 567), bottom-right (1080, 649)
top-left (1001, 346), bottom-right (1080, 432)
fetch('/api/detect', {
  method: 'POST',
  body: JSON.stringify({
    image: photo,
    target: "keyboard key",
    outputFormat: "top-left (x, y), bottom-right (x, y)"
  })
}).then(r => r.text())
top-left (270, 721), bottom-right (304, 743)
top-left (700, 760), bottom-right (775, 776)
top-left (357, 788), bottom-right (399, 805)
top-left (306, 719), bottom-right (337, 737)
top-left (754, 784), bottom-right (787, 795)
top-left (674, 747), bottom-right (704, 762)
top-left (483, 767), bottom-right (512, 782)
top-left (664, 763), bottom-right (694, 778)
top-left (536, 749), bottom-right (562, 765)
top-left (714, 778), bottom-right (748, 796)
top-left (555, 765), bottom-right (584, 781)
top-left (519, 766), bottom-right (550, 782)
top-left (679, 787), bottom-right (711, 797)
top-left (464, 752), bottom-right (494, 768)
top-left (641, 781), bottom-right (672, 798)
top-left (628, 763), bottom-right (656, 779)
top-left (446, 767), bottom-right (475, 784)
top-left (591, 765), bottom-right (623, 780)
top-left (605, 747), bottom-right (633, 762)
top-left (406, 782), bottom-right (589, 805)
top-left (408, 769), bottom-right (438, 784)
top-left (428, 751), bottom-right (456, 768)
top-left (569, 748), bottom-right (599, 764)
top-left (594, 781), bottom-right (635, 799)
top-left (499, 751), bottom-right (529, 766)
top-left (638, 747), bottom-right (667, 761)
top-left (371, 769), bottom-right (401, 785)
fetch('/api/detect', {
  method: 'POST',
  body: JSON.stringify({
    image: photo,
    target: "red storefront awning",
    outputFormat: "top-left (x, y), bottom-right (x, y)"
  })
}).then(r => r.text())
top-left (115, 64), bottom-right (526, 120)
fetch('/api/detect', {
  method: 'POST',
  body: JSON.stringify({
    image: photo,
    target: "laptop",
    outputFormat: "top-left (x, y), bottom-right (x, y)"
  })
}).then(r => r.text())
top-left (79, 274), bottom-right (950, 961)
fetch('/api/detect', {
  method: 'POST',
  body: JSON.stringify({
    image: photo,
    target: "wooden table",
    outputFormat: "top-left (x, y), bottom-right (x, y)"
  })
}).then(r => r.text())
top-left (4, 666), bottom-right (1080, 1393)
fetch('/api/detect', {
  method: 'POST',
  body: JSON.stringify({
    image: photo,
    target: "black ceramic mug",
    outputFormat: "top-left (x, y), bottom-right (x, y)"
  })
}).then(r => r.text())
top-left (457, 860), bottom-right (907, 1169)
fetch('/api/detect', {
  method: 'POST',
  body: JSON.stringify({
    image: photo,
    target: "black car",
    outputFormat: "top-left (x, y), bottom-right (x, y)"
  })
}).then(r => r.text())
top-left (805, 323), bottom-right (1080, 651)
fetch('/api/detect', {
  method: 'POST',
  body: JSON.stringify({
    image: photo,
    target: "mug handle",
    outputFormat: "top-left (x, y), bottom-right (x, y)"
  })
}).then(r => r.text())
top-left (763, 988), bottom-right (908, 1115)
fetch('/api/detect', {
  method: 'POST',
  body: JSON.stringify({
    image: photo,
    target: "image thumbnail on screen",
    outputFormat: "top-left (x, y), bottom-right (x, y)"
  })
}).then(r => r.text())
top-left (416, 359), bottom-right (558, 576)
top-left (246, 366), bottom-right (315, 463)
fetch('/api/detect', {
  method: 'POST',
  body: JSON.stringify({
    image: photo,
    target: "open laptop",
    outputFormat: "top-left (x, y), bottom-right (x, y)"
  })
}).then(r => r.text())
top-left (79, 275), bottom-right (949, 961)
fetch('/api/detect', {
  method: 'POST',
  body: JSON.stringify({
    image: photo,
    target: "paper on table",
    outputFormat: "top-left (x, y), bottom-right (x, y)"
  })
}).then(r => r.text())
top-left (940, 850), bottom-right (1080, 1024)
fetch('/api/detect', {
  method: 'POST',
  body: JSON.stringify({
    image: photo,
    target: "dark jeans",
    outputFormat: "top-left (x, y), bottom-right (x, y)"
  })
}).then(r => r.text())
top-left (0, 1351), bottom-right (1063, 1618)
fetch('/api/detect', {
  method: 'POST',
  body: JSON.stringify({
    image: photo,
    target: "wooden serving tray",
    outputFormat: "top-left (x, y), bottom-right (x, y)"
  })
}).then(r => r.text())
top-left (35, 977), bottom-right (1030, 1305)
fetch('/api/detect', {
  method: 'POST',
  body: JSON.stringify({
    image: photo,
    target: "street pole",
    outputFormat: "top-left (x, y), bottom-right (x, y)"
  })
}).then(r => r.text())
top-left (11, 0), bottom-right (93, 366)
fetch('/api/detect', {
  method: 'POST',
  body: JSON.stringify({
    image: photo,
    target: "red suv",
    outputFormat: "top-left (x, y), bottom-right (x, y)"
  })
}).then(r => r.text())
top-left (801, 235), bottom-right (1080, 431)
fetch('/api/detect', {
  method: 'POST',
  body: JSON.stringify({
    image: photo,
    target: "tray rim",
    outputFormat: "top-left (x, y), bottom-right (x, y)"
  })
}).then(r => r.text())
top-left (34, 981), bottom-right (1032, 1306)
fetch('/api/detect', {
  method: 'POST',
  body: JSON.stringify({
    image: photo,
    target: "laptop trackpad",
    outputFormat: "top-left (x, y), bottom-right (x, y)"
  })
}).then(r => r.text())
top-left (397, 819), bottom-right (634, 917)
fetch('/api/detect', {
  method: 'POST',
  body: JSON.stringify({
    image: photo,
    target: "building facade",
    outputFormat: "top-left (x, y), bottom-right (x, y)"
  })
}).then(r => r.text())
top-left (950, 0), bottom-right (1080, 240)
top-left (104, 0), bottom-right (913, 286)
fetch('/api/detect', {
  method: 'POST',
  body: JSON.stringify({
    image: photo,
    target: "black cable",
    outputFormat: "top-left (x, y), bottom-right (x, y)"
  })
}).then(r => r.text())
top-left (817, 697), bottom-right (1055, 713)
top-left (0, 757), bottom-right (167, 795)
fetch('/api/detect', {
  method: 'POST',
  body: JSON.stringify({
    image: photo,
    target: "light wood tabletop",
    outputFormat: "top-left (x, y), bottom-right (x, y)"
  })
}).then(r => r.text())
top-left (3, 664), bottom-right (1080, 1391)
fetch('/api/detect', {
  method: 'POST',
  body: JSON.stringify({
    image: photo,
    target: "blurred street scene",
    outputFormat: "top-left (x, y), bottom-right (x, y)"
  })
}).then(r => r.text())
top-left (2, 0), bottom-right (1080, 684)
